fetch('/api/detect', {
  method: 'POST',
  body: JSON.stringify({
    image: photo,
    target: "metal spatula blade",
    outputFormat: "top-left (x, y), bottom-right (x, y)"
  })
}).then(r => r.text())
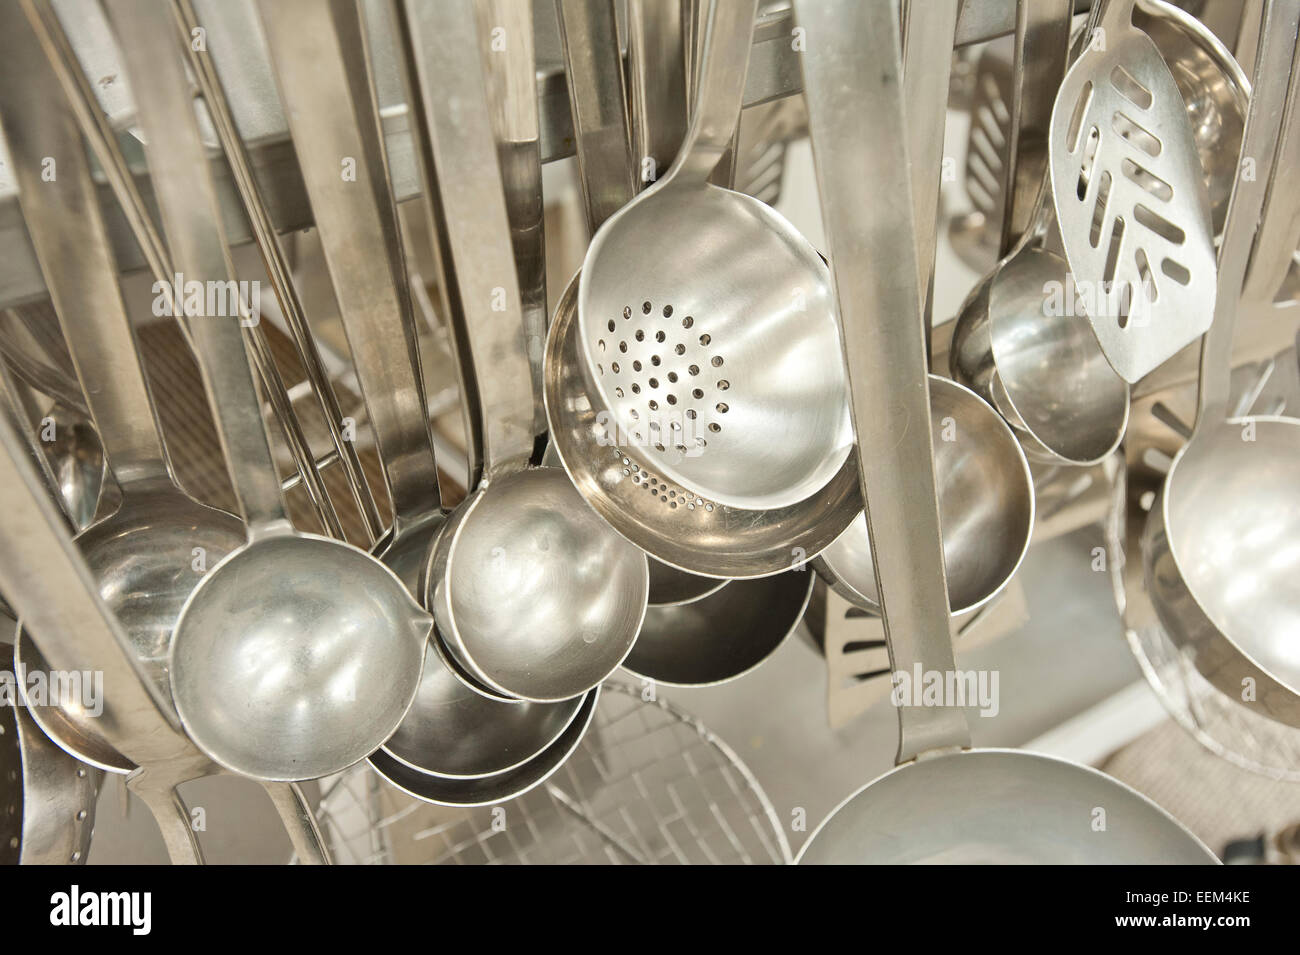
top-left (1048, 0), bottom-right (1217, 383)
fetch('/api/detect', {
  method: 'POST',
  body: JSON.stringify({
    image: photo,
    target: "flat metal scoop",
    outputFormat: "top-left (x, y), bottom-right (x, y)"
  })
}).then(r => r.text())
top-left (1049, 0), bottom-right (1217, 382)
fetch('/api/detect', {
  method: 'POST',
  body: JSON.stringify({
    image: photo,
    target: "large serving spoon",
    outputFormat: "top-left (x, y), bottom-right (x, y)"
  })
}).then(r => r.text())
top-left (0, 409), bottom-right (329, 864)
top-left (104, 0), bottom-right (430, 783)
top-left (261, 0), bottom-right (585, 779)
top-left (403, 0), bottom-right (647, 704)
top-left (796, 0), bottom-right (1214, 865)
top-left (1143, 0), bottom-right (1300, 728)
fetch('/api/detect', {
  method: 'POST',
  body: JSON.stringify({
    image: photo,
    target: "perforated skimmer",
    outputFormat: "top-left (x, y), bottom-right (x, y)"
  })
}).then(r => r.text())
top-left (576, 0), bottom-right (851, 511)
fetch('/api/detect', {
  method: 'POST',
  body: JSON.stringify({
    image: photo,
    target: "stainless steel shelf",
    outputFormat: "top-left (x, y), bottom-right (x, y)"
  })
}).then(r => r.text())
top-left (0, 0), bottom-right (1078, 308)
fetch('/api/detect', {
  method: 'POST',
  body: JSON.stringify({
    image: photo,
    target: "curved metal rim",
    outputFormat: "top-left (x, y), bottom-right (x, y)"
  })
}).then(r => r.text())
top-left (1154, 415), bottom-right (1300, 710)
top-left (12, 625), bottom-right (135, 775)
top-left (818, 376), bottom-right (1036, 617)
top-left (620, 570), bottom-right (814, 688)
top-left (169, 529), bottom-right (430, 782)
top-left (795, 747), bottom-right (1218, 864)
top-left (430, 470), bottom-right (648, 703)
top-left (366, 686), bottom-right (600, 808)
top-left (646, 559), bottom-right (730, 607)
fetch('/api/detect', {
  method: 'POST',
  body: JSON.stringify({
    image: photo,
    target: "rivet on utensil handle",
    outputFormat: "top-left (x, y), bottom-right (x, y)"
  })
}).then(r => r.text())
top-left (798, 0), bottom-right (969, 763)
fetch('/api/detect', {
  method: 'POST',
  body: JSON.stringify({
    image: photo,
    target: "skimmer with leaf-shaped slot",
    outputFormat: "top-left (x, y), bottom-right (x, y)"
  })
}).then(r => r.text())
top-left (1048, 0), bottom-right (1218, 383)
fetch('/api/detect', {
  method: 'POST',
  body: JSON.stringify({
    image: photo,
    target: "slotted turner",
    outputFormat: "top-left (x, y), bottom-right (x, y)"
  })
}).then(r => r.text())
top-left (1049, 0), bottom-right (1217, 382)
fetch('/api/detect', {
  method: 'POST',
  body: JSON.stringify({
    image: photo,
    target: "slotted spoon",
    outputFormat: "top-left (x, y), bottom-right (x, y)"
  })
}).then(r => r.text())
top-left (1049, 0), bottom-right (1218, 382)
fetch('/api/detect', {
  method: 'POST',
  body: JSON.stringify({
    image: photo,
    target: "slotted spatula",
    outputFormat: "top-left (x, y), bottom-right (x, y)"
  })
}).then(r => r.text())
top-left (1049, 0), bottom-right (1217, 383)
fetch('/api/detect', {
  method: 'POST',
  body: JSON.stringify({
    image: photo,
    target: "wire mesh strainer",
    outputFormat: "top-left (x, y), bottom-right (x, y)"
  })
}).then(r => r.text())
top-left (305, 682), bottom-right (792, 864)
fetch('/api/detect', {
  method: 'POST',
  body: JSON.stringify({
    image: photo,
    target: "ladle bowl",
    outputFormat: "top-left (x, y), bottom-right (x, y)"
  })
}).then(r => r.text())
top-left (381, 641), bottom-right (584, 779)
top-left (647, 558), bottom-right (728, 606)
top-left (799, 749), bottom-right (1217, 863)
top-left (816, 377), bottom-right (1034, 615)
top-left (1143, 417), bottom-right (1300, 727)
top-left (579, 185), bottom-right (853, 511)
top-left (369, 685), bottom-right (599, 807)
top-left (171, 533), bottom-right (431, 781)
top-left (951, 246), bottom-right (1130, 466)
top-left (426, 467), bottom-right (648, 703)
top-left (547, 271), bottom-right (863, 579)
top-left (623, 570), bottom-right (813, 686)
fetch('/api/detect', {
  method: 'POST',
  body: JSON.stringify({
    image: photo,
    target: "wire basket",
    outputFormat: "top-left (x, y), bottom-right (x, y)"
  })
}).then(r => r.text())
top-left (306, 681), bottom-right (793, 864)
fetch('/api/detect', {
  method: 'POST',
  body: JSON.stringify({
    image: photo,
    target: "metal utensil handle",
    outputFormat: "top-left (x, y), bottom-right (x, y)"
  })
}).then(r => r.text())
top-left (0, 412), bottom-right (195, 755)
top-left (125, 767), bottom-right (206, 866)
top-left (104, 0), bottom-right (290, 537)
top-left (479, 0), bottom-right (549, 439)
top-left (263, 781), bottom-right (332, 866)
top-left (662, 0), bottom-right (758, 187)
top-left (1242, 54), bottom-right (1300, 306)
top-left (998, 0), bottom-right (1073, 257)
top-left (799, 0), bottom-right (969, 765)
top-left (24, 0), bottom-right (347, 541)
top-left (258, 0), bottom-right (442, 530)
top-left (556, 0), bottom-right (637, 232)
top-left (1198, 0), bottom-right (1300, 420)
top-left (0, 7), bottom-right (169, 487)
top-left (903, 0), bottom-right (961, 310)
top-left (401, 0), bottom-right (535, 483)
top-left (628, 0), bottom-right (689, 191)
top-left (171, 0), bottom-right (385, 544)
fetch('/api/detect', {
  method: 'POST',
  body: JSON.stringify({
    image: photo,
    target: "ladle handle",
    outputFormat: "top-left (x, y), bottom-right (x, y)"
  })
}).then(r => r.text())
top-left (800, 0), bottom-right (970, 765)
top-left (481, 0), bottom-right (549, 439)
top-left (105, 0), bottom-right (291, 537)
top-left (126, 767), bottom-right (207, 866)
top-left (1198, 0), bottom-right (1300, 421)
top-left (663, 0), bottom-right (757, 187)
top-left (400, 0), bottom-right (536, 484)
top-left (0, 411), bottom-right (201, 765)
top-left (556, 0), bottom-right (638, 232)
top-left (258, 0), bottom-right (442, 530)
top-left (997, 0), bottom-right (1073, 258)
top-left (263, 781), bottom-right (333, 866)
top-left (628, 0), bottom-right (689, 192)
top-left (0, 5), bottom-right (171, 488)
top-left (902, 0), bottom-right (961, 317)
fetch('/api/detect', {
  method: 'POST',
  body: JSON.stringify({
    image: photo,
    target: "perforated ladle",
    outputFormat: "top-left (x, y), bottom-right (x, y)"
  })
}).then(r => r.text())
top-left (576, 0), bottom-right (852, 512)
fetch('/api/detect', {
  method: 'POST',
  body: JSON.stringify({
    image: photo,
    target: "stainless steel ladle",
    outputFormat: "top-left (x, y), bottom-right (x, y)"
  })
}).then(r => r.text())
top-left (105, 0), bottom-right (431, 783)
top-left (1143, 0), bottom-right (1300, 729)
top-left (576, 0), bottom-right (853, 512)
top-left (403, 0), bottom-right (647, 705)
top-left (797, 0), bottom-right (1215, 865)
